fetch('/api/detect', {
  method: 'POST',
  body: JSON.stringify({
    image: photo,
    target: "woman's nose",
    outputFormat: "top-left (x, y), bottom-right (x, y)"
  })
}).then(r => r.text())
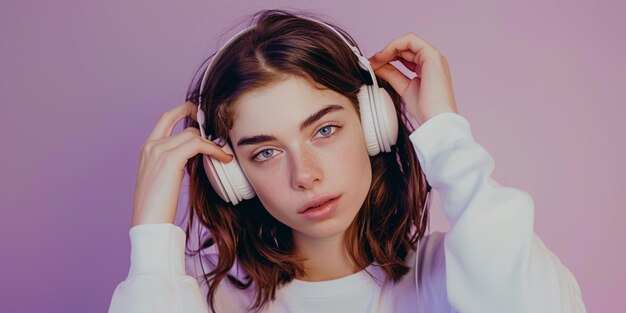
top-left (290, 146), bottom-right (323, 191)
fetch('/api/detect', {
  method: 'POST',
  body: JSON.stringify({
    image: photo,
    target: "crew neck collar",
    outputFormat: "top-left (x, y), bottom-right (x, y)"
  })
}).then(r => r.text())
top-left (279, 263), bottom-right (386, 299)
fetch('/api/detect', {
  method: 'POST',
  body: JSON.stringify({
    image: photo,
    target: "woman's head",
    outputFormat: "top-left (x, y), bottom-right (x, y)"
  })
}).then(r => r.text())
top-left (229, 74), bottom-right (372, 243)
top-left (184, 9), bottom-right (430, 311)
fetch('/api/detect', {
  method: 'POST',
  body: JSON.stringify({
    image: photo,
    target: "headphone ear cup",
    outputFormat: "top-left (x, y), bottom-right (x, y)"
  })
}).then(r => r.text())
top-left (202, 143), bottom-right (255, 205)
top-left (374, 87), bottom-right (398, 151)
top-left (357, 85), bottom-right (399, 156)
top-left (357, 85), bottom-right (380, 156)
top-left (221, 143), bottom-right (256, 202)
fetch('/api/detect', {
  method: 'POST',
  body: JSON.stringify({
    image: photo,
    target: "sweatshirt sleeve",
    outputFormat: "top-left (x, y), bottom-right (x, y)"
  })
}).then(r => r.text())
top-left (107, 223), bottom-right (210, 313)
top-left (408, 112), bottom-right (587, 313)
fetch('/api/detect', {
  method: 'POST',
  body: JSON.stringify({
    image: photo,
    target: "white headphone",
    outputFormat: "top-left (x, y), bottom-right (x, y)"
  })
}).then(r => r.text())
top-left (196, 16), bottom-right (399, 205)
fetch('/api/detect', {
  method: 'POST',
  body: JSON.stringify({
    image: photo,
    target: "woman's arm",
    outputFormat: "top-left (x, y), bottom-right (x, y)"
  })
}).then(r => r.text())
top-left (409, 111), bottom-right (586, 313)
top-left (108, 224), bottom-right (211, 313)
top-left (108, 101), bottom-right (237, 312)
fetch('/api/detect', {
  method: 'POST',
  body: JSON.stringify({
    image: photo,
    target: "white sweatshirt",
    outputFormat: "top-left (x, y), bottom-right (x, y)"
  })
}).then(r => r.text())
top-left (108, 112), bottom-right (587, 313)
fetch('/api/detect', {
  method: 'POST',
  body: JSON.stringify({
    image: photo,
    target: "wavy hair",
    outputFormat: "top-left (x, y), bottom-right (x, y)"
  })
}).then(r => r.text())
top-left (182, 9), bottom-right (430, 312)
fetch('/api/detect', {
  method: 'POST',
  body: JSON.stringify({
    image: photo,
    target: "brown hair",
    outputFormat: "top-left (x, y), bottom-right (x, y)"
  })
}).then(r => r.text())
top-left (182, 9), bottom-right (430, 312)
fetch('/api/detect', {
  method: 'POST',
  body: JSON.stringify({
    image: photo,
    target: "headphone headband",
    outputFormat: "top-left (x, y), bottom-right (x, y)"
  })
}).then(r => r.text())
top-left (196, 16), bottom-right (380, 140)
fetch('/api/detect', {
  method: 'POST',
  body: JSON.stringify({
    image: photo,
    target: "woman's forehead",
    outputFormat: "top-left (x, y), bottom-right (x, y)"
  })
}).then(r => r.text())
top-left (229, 76), bottom-right (354, 134)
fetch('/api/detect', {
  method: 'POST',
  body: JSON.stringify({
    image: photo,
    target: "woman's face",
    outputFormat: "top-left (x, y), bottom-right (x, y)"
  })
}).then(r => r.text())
top-left (228, 75), bottom-right (372, 243)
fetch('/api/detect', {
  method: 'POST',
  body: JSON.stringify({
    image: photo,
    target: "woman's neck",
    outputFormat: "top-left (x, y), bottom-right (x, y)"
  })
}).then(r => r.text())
top-left (293, 231), bottom-right (362, 282)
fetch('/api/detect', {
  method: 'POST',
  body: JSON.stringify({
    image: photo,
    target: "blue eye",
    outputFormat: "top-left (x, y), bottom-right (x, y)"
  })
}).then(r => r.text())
top-left (261, 150), bottom-right (274, 158)
top-left (318, 126), bottom-right (332, 136)
top-left (316, 124), bottom-right (341, 138)
top-left (253, 149), bottom-right (278, 162)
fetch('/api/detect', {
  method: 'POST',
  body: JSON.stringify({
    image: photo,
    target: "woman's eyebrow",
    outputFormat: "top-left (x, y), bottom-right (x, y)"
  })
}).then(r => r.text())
top-left (299, 104), bottom-right (344, 132)
top-left (236, 104), bottom-right (345, 147)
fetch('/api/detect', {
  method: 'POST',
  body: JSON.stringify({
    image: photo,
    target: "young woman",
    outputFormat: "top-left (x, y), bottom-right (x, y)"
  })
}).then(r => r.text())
top-left (108, 9), bottom-right (586, 313)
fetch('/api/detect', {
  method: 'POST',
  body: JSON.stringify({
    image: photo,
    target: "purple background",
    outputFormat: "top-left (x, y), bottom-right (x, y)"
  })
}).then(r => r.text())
top-left (1, 0), bottom-right (623, 312)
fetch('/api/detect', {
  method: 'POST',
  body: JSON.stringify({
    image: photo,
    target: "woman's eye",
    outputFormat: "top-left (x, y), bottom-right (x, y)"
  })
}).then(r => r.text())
top-left (316, 124), bottom-right (341, 138)
top-left (253, 149), bottom-right (279, 162)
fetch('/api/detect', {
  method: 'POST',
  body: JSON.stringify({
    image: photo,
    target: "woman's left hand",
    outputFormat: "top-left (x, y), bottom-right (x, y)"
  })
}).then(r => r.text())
top-left (369, 33), bottom-right (459, 126)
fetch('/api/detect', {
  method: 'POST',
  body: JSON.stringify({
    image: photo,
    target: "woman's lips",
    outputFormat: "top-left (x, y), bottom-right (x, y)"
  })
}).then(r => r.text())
top-left (304, 198), bottom-right (332, 211)
top-left (299, 194), bottom-right (341, 213)
top-left (298, 196), bottom-right (341, 220)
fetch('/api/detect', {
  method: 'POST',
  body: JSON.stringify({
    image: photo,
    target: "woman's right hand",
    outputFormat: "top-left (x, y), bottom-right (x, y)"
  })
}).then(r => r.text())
top-left (369, 33), bottom-right (459, 126)
top-left (131, 102), bottom-right (234, 227)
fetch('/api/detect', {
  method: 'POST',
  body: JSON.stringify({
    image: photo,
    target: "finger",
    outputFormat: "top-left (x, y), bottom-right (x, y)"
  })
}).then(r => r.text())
top-left (374, 64), bottom-right (411, 97)
top-left (172, 136), bottom-right (235, 166)
top-left (397, 58), bottom-right (416, 72)
top-left (369, 50), bottom-right (421, 76)
top-left (147, 102), bottom-right (198, 142)
top-left (369, 33), bottom-right (437, 71)
top-left (150, 127), bottom-right (234, 163)
top-left (396, 51), bottom-right (421, 73)
top-left (149, 127), bottom-right (203, 153)
top-left (374, 50), bottom-right (417, 66)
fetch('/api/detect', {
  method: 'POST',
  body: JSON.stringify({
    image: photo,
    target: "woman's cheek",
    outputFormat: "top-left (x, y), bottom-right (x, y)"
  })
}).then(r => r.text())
top-left (245, 162), bottom-right (288, 213)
